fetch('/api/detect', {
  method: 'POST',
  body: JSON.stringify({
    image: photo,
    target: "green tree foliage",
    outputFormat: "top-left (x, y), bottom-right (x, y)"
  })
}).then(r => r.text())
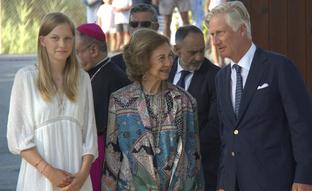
top-left (1, 0), bottom-right (86, 54)
top-left (2, 1), bottom-right (38, 54)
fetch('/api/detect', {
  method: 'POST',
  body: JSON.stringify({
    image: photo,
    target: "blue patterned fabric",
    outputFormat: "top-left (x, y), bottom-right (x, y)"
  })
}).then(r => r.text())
top-left (102, 82), bottom-right (204, 191)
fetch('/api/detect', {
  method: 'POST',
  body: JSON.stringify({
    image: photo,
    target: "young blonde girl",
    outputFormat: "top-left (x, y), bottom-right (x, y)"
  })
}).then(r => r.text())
top-left (7, 12), bottom-right (97, 191)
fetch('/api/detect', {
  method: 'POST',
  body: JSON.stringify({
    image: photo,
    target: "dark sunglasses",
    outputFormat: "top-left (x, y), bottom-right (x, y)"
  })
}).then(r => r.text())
top-left (129, 21), bottom-right (153, 28)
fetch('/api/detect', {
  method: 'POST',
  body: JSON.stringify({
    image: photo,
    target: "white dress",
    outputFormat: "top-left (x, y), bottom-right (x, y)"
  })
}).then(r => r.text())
top-left (7, 65), bottom-right (98, 191)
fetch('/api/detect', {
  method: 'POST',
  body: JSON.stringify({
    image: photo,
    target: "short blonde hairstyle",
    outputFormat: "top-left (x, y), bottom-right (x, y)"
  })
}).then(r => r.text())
top-left (37, 12), bottom-right (79, 101)
top-left (206, 1), bottom-right (252, 39)
top-left (123, 29), bottom-right (170, 82)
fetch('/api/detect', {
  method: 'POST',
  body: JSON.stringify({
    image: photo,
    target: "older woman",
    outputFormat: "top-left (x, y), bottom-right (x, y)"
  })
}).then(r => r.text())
top-left (102, 29), bottom-right (204, 191)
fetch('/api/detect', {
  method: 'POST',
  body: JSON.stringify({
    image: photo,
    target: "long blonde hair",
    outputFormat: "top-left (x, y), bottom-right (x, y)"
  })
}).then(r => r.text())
top-left (37, 12), bottom-right (79, 101)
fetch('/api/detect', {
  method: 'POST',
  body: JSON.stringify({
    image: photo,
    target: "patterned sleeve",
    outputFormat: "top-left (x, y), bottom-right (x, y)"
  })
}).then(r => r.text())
top-left (184, 97), bottom-right (205, 191)
top-left (102, 94), bottom-right (121, 191)
top-left (7, 68), bottom-right (36, 155)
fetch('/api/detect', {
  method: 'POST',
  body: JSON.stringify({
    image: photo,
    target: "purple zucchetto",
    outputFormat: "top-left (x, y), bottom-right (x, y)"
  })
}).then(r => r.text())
top-left (77, 23), bottom-right (106, 42)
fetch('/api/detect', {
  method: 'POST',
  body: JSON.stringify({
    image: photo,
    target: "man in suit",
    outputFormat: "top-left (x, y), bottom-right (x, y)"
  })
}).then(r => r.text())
top-left (76, 23), bottom-right (130, 191)
top-left (111, 3), bottom-right (159, 71)
top-left (168, 25), bottom-right (220, 191)
top-left (206, 1), bottom-right (312, 191)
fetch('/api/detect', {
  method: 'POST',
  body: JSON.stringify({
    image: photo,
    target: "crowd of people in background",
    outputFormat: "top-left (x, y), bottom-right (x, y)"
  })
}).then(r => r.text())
top-left (6, 1), bottom-right (312, 191)
top-left (83, 0), bottom-right (226, 68)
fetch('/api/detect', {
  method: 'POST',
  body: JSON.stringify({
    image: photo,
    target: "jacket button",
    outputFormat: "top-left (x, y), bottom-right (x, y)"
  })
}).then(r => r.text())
top-left (234, 129), bottom-right (239, 135)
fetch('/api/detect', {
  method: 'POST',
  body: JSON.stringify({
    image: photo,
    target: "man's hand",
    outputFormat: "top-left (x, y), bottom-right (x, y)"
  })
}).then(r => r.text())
top-left (292, 183), bottom-right (312, 191)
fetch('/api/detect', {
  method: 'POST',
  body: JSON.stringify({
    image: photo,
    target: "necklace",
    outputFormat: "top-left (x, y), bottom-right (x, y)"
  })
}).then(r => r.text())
top-left (53, 78), bottom-right (65, 115)
top-left (90, 57), bottom-right (111, 81)
top-left (142, 82), bottom-right (167, 155)
top-left (56, 90), bottom-right (65, 115)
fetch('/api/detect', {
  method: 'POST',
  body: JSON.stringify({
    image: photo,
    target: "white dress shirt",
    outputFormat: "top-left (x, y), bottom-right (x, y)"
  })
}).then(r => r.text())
top-left (230, 43), bottom-right (256, 110)
top-left (173, 60), bottom-right (194, 90)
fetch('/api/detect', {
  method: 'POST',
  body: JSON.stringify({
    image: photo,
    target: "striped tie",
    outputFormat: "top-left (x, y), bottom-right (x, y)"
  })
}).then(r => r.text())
top-left (176, 70), bottom-right (190, 89)
top-left (233, 64), bottom-right (243, 117)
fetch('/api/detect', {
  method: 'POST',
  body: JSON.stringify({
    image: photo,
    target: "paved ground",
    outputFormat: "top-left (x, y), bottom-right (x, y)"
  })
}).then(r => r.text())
top-left (0, 54), bottom-right (36, 191)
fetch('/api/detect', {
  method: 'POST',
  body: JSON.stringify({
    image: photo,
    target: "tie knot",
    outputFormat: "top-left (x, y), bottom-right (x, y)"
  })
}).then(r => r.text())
top-left (176, 70), bottom-right (191, 89)
top-left (180, 70), bottom-right (190, 78)
top-left (233, 64), bottom-right (241, 73)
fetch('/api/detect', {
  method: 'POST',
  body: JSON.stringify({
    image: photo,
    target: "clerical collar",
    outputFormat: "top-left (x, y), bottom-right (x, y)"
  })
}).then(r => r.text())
top-left (95, 56), bottom-right (109, 68)
top-left (89, 57), bottom-right (111, 81)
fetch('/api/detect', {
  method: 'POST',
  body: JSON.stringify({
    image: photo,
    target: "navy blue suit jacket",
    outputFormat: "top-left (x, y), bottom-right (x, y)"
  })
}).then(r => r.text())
top-left (215, 48), bottom-right (312, 191)
top-left (169, 57), bottom-right (221, 191)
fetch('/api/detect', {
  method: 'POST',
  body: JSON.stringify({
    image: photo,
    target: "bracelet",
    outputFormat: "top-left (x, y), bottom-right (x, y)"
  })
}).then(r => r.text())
top-left (40, 163), bottom-right (48, 175)
top-left (34, 159), bottom-right (43, 168)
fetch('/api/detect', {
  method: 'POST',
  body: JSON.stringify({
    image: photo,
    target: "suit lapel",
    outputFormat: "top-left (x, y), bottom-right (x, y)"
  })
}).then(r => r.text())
top-left (188, 75), bottom-right (198, 95)
top-left (237, 48), bottom-right (267, 123)
top-left (223, 65), bottom-right (237, 125)
top-left (188, 66), bottom-right (202, 96)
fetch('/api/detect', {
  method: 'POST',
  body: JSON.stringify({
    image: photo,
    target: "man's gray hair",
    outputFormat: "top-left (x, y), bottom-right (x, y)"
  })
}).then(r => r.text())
top-left (206, 1), bottom-right (252, 39)
top-left (129, 3), bottom-right (158, 23)
top-left (175, 25), bottom-right (203, 44)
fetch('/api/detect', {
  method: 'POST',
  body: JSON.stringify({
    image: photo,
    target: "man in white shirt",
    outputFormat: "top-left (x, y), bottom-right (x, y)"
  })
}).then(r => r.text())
top-left (168, 25), bottom-right (221, 191)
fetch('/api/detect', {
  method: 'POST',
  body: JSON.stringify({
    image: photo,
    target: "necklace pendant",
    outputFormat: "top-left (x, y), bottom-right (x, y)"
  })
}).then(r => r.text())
top-left (57, 93), bottom-right (65, 115)
top-left (155, 147), bottom-right (161, 154)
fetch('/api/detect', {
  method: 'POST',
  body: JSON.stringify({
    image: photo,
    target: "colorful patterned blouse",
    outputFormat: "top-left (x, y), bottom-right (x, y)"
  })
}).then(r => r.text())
top-left (102, 82), bottom-right (205, 191)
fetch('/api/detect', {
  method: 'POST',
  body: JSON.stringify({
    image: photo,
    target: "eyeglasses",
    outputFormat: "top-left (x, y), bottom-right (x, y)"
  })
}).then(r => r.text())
top-left (129, 21), bottom-right (153, 28)
top-left (76, 41), bottom-right (95, 55)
